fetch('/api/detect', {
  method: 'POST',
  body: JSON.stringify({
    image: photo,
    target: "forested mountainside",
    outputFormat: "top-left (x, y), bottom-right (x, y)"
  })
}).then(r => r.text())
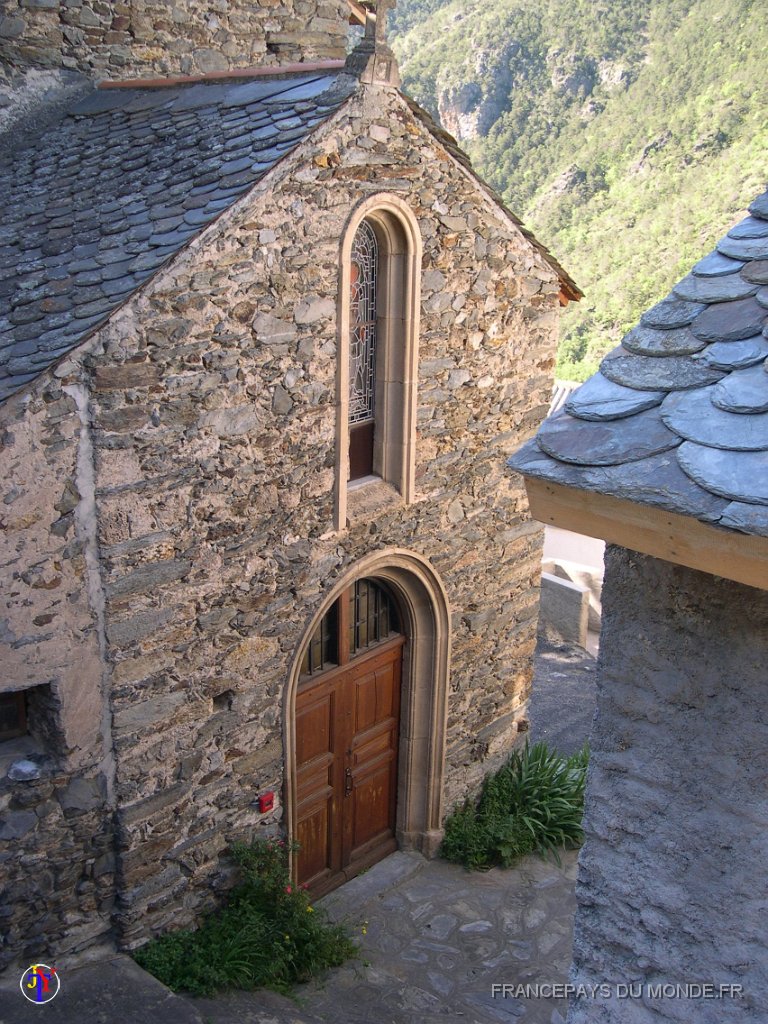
top-left (391, 0), bottom-right (768, 380)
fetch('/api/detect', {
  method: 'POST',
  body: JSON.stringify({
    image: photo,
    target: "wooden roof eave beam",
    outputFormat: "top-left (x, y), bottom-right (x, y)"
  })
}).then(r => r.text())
top-left (347, 0), bottom-right (368, 25)
top-left (523, 476), bottom-right (768, 592)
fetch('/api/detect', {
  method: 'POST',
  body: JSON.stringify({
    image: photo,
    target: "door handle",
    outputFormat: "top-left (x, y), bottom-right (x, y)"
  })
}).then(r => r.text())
top-left (344, 767), bottom-right (353, 796)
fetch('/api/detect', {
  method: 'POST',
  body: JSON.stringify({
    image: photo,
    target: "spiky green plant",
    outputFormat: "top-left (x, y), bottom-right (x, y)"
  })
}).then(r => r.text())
top-left (441, 741), bottom-right (589, 870)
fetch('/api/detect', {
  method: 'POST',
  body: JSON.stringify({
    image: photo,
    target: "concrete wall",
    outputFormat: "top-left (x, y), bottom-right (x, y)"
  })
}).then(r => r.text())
top-left (538, 571), bottom-right (589, 647)
top-left (568, 545), bottom-right (768, 1023)
top-left (0, 0), bottom-right (349, 79)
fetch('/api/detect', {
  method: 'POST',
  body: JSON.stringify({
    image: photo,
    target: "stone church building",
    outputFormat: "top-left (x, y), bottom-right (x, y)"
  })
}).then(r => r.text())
top-left (0, 1), bottom-right (579, 967)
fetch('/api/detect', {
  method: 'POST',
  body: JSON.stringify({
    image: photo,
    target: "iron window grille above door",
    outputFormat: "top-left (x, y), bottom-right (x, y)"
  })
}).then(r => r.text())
top-left (299, 579), bottom-right (400, 678)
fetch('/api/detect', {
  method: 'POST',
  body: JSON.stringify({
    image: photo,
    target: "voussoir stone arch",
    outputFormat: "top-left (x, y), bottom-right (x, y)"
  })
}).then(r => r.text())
top-left (284, 548), bottom-right (451, 866)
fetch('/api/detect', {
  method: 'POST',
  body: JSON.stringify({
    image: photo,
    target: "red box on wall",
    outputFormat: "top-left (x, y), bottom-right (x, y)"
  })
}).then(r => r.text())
top-left (258, 792), bottom-right (274, 813)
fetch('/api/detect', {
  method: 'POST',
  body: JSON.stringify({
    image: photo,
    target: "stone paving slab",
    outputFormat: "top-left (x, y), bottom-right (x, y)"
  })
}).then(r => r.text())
top-left (190, 850), bottom-right (579, 1024)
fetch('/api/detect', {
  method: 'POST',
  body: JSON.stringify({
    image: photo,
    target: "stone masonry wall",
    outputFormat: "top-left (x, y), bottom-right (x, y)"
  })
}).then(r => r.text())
top-left (3, 81), bottom-right (559, 953)
top-left (0, 379), bottom-right (115, 970)
top-left (0, 0), bottom-right (350, 79)
top-left (81, 82), bottom-right (558, 946)
top-left (568, 546), bottom-right (768, 1024)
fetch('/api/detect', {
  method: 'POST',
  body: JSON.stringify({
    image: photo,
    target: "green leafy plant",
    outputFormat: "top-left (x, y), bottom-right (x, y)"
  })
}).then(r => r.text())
top-left (441, 741), bottom-right (589, 870)
top-left (133, 838), bottom-right (356, 997)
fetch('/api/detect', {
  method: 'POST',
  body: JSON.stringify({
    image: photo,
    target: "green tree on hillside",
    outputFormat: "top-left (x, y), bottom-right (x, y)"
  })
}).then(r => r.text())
top-left (392, 0), bottom-right (767, 379)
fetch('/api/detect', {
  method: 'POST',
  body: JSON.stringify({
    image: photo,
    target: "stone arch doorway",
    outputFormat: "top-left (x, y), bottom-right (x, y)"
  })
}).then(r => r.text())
top-left (284, 550), bottom-right (451, 896)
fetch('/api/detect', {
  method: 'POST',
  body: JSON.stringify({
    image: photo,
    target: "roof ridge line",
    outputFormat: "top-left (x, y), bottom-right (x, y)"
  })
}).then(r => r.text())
top-left (394, 92), bottom-right (582, 304)
top-left (98, 61), bottom-right (346, 91)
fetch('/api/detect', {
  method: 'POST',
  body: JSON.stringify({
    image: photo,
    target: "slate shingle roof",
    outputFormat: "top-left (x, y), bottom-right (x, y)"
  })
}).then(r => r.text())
top-left (510, 187), bottom-right (768, 539)
top-left (0, 71), bottom-right (356, 403)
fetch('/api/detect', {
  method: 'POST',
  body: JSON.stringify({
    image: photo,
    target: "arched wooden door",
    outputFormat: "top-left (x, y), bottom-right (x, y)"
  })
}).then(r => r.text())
top-left (295, 579), bottom-right (404, 897)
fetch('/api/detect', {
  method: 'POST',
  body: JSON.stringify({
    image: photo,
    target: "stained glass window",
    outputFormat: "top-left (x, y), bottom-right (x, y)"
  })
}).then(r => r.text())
top-left (349, 221), bottom-right (378, 425)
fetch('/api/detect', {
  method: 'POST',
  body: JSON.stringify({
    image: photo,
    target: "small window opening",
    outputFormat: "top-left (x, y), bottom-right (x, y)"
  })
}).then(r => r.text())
top-left (0, 683), bottom-right (60, 756)
top-left (213, 689), bottom-right (235, 711)
top-left (0, 691), bottom-right (27, 742)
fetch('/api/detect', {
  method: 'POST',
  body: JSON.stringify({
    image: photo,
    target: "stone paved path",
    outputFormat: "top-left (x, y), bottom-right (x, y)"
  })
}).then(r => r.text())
top-left (191, 849), bottom-right (579, 1024)
top-left (529, 639), bottom-right (597, 757)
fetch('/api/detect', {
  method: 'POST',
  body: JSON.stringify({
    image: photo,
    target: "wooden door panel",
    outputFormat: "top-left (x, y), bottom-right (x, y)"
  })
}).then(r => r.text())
top-left (296, 756), bottom-right (333, 800)
top-left (343, 640), bottom-right (403, 867)
top-left (351, 726), bottom-right (394, 765)
top-left (296, 627), bottom-right (404, 895)
top-left (296, 684), bottom-right (341, 886)
top-left (374, 666), bottom-right (396, 724)
top-left (352, 654), bottom-right (400, 725)
top-left (296, 796), bottom-right (334, 887)
top-left (349, 761), bottom-right (394, 852)
top-left (352, 670), bottom-right (378, 733)
top-left (296, 691), bottom-right (333, 766)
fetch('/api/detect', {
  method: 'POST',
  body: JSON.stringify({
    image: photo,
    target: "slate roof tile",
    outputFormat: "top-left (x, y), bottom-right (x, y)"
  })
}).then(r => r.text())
top-left (729, 216), bottom-right (768, 239)
top-left (509, 185), bottom-right (768, 539)
top-left (692, 252), bottom-right (743, 277)
top-left (640, 297), bottom-right (706, 329)
top-left (0, 70), bottom-right (355, 402)
top-left (621, 325), bottom-right (705, 357)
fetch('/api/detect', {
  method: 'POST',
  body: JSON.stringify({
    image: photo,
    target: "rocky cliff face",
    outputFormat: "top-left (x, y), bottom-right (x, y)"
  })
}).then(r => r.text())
top-left (435, 42), bottom-right (515, 142)
top-left (394, 0), bottom-right (768, 383)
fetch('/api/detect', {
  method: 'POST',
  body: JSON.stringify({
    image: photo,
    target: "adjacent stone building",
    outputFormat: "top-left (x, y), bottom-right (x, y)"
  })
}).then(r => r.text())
top-left (0, 2), bottom-right (579, 969)
top-left (0, 0), bottom-right (351, 78)
top-left (511, 188), bottom-right (768, 1022)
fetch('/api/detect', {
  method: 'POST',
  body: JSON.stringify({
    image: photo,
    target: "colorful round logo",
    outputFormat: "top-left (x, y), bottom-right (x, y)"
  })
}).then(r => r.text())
top-left (20, 964), bottom-right (60, 1004)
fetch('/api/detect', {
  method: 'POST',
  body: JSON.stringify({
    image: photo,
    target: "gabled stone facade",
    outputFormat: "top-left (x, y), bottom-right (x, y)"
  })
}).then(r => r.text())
top-left (0, 79), bottom-right (561, 963)
top-left (0, 3), bottom-right (578, 969)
